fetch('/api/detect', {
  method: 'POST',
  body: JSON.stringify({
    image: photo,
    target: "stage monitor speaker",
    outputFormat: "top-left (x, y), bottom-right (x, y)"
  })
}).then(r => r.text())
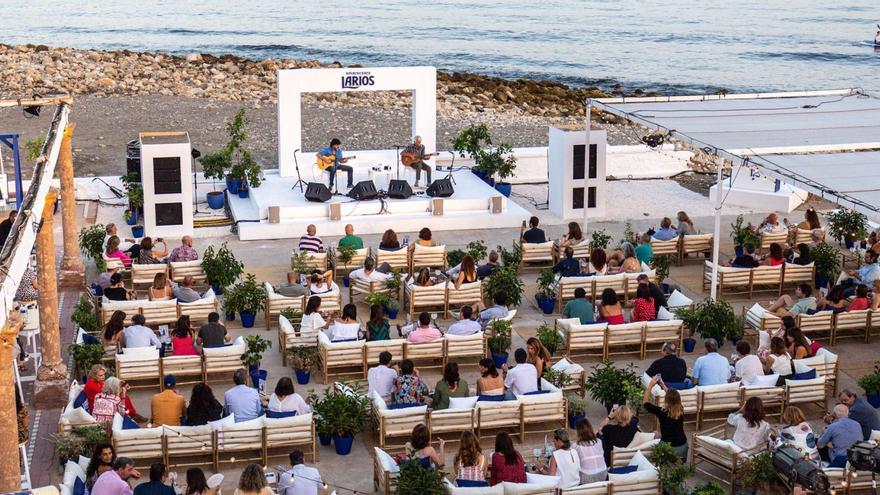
top-left (426, 178), bottom-right (454, 198)
top-left (387, 179), bottom-right (413, 199)
top-left (305, 182), bottom-right (332, 203)
top-left (348, 180), bottom-right (378, 201)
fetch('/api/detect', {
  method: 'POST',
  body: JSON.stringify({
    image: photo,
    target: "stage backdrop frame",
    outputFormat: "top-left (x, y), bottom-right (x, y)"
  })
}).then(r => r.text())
top-left (277, 66), bottom-right (437, 177)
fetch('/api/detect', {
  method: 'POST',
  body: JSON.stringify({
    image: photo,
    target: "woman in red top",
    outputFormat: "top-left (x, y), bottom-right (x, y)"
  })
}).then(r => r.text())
top-left (171, 315), bottom-right (199, 356)
top-left (597, 288), bottom-right (625, 325)
top-left (83, 364), bottom-right (140, 418)
top-left (631, 285), bottom-right (656, 322)
top-left (490, 432), bottom-right (526, 485)
top-left (764, 243), bottom-right (785, 267)
top-left (849, 284), bottom-right (871, 311)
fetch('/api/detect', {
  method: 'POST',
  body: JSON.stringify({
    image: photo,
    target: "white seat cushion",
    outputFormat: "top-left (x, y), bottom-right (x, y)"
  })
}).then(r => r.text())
top-left (448, 396), bottom-right (479, 410)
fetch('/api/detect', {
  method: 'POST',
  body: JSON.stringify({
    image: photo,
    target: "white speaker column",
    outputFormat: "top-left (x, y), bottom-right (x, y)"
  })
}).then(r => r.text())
top-left (548, 126), bottom-right (607, 221)
top-left (139, 132), bottom-right (194, 239)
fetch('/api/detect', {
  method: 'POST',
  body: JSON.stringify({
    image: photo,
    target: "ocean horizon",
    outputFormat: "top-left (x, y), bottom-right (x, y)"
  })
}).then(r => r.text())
top-left (2, 0), bottom-right (878, 95)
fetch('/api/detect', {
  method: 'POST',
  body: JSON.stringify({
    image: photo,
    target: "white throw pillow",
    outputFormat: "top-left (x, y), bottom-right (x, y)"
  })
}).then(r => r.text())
top-left (656, 306), bottom-right (674, 320)
top-left (748, 374), bottom-right (780, 387)
top-left (626, 431), bottom-right (656, 448)
top-left (375, 447), bottom-right (400, 474)
top-left (759, 330), bottom-right (770, 350)
top-left (112, 412), bottom-right (123, 431)
top-left (78, 455), bottom-right (91, 474)
top-left (63, 407), bottom-right (95, 425)
top-left (628, 450), bottom-right (654, 471)
top-left (666, 290), bottom-right (693, 308)
top-left (448, 396), bottom-right (479, 410)
top-left (279, 315), bottom-right (294, 335)
top-left (62, 460), bottom-right (85, 488)
top-left (209, 414), bottom-right (235, 431)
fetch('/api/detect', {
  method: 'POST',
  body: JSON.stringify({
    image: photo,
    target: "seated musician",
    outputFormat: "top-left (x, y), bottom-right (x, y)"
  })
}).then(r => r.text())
top-left (402, 135), bottom-right (432, 188)
top-left (316, 138), bottom-right (353, 190)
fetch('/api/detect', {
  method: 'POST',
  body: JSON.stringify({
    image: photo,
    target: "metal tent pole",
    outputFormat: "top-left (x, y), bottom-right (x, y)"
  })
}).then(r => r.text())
top-left (710, 154), bottom-right (723, 300)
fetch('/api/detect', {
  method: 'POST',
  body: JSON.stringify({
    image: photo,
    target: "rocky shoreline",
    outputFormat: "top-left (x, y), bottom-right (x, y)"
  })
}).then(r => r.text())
top-left (0, 43), bottom-right (629, 119)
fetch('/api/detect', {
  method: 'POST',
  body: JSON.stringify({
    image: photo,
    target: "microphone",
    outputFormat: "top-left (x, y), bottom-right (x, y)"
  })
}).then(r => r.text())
top-left (294, 149), bottom-right (300, 152)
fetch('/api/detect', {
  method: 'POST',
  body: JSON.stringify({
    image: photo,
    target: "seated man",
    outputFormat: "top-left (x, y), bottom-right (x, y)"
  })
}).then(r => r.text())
top-left (818, 404), bottom-right (863, 467)
top-left (123, 314), bottom-right (161, 349)
top-left (503, 348), bottom-right (538, 396)
top-left (337, 223), bottom-right (364, 250)
top-left (732, 341), bottom-right (764, 386)
top-left (730, 243), bottom-right (760, 268)
top-left (552, 246), bottom-right (580, 277)
top-left (757, 213), bottom-right (787, 235)
top-left (224, 368), bottom-right (262, 422)
top-left (446, 306), bottom-right (481, 336)
top-left (691, 339), bottom-right (729, 386)
top-left (168, 235), bottom-right (198, 262)
top-left (767, 283), bottom-right (816, 317)
top-left (402, 312), bottom-right (442, 343)
top-left (298, 224), bottom-right (324, 253)
top-left (645, 342), bottom-right (688, 384)
top-left (172, 275), bottom-right (201, 303)
top-left (838, 389), bottom-right (880, 440)
top-left (349, 258), bottom-right (391, 283)
top-left (278, 449), bottom-right (323, 495)
top-left (476, 250), bottom-right (500, 278)
top-left (836, 249), bottom-right (879, 296)
top-left (479, 290), bottom-right (509, 324)
top-left (562, 288), bottom-right (594, 324)
top-left (197, 312), bottom-right (231, 348)
top-left (150, 375), bottom-right (186, 426)
top-left (367, 351), bottom-right (398, 401)
top-left (520, 216), bottom-right (546, 244)
top-left (652, 217), bottom-right (677, 241)
top-left (276, 272), bottom-right (307, 298)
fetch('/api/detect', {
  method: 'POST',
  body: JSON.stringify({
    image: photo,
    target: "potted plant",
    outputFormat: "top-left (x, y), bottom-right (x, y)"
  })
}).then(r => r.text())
top-left (590, 229), bottom-right (612, 250)
top-left (335, 245), bottom-right (356, 287)
top-left (78, 224), bottom-right (107, 270)
top-left (652, 254), bottom-right (672, 292)
top-left (207, 190), bottom-right (225, 210)
top-left (309, 391), bottom-right (333, 446)
top-left (730, 215), bottom-right (760, 257)
top-left (495, 244), bottom-right (521, 268)
top-left (453, 124), bottom-right (494, 183)
top-left (737, 451), bottom-right (782, 494)
top-left (309, 381), bottom-right (369, 455)
top-left (290, 250), bottom-right (312, 282)
top-left (483, 144), bottom-right (517, 197)
top-left (365, 291), bottom-right (399, 319)
top-left (544, 368), bottom-right (572, 390)
top-left (535, 269), bottom-right (557, 315)
top-left (238, 181), bottom-right (249, 199)
top-left (584, 361), bottom-right (642, 411)
top-left (487, 319), bottom-right (512, 368)
top-left (279, 307), bottom-right (303, 325)
top-left (225, 274), bottom-right (266, 328)
top-left (676, 298), bottom-right (739, 349)
top-left (858, 362), bottom-right (880, 407)
top-left (484, 264), bottom-right (525, 308)
top-left (564, 392), bottom-right (587, 429)
top-left (199, 108), bottom-right (262, 195)
top-left (619, 221), bottom-right (639, 248)
top-left (52, 432), bottom-right (83, 466)
top-left (71, 296), bottom-right (100, 334)
top-left (690, 482), bottom-right (727, 495)
top-left (202, 242), bottom-right (244, 295)
top-left (240, 334), bottom-right (272, 389)
top-left (810, 242), bottom-right (839, 290)
top-left (827, 208), bottom-right (869, 249)
top-left (537, 322), bottom-right (563, 355)
top-left (288, 346), bottom-right (318, 385)
top-left (447, 240), bottom-right (489, 268)
top-left (394, 454), bottom-right (447, 495)
top-left (67, 343), bottom-right (105, 378)
top-left (649, 440), bottom-right (695, 495)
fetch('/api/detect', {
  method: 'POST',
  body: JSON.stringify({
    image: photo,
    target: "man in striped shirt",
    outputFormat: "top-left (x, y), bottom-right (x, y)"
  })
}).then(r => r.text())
top-left (298, 224), bottom-right (324, 252)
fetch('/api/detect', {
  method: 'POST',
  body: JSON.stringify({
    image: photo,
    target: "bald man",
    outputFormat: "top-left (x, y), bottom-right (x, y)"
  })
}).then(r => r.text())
top-left (402, 135), bottom-right (432, 188)
top-left (169, 235), bottom-right (198, 262)
top-left (818, 403), bottom-right (863, 466)
top-left (337, 224), bottom-right (363, 250)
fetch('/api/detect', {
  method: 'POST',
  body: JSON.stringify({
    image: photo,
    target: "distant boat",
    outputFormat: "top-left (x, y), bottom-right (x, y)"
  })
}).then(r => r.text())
top-left (857, 40), bottom-right (880, 48)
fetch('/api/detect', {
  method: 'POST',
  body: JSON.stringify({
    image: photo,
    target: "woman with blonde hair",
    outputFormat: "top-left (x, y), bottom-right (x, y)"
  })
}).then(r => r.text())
top-left (779, 406), bottom-right (818, 460)
top-left (454, 430), bottom-right (488, 486)
top-left (525, 337), bottom-right (551, 387)
top-left (234, 463), bottom-right (272, 495)
top-left (597, 404), bottom-right (638, 465)
top-left (149, 272), bottom-right (173, 300)
top-left (105, 236), bottom-right (132, 267)
top-left (642, 376), bottom-right (688, 459)
top-left (614, 242), bottom-right (640, 273)
top-left (677, 211), bottom-right (696, 236)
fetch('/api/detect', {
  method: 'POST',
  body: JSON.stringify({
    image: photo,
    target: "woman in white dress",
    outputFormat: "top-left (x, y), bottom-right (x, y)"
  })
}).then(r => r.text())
top-left (538, 428), bottom-right (581, 488)
top-left (326, 303), bottom-right (361, 342)
top-left (729, 397), bottom-right (771, 451)
top-left (299, 296), bottom-right (327, 338)
top-left (267, 377), bottom-right (310, 416)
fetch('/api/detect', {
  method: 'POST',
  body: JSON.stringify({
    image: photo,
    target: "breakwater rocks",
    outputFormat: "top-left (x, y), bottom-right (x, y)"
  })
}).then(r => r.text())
top-left (0, 43), bottom-right (635, 119)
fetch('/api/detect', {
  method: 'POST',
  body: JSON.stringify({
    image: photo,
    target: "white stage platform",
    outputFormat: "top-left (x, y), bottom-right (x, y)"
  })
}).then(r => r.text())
top-left (228, 167), bottom-right (530, 241)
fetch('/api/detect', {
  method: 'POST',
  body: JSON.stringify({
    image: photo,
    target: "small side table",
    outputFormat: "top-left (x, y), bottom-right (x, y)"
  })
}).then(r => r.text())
top-left (368, 168), bottom-right (395, 191)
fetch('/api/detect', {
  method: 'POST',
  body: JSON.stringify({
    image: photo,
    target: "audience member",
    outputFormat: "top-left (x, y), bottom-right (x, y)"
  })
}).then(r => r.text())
top-left (733, 341), bottom-right (764, 386)
top-left (730, 397), bottom-right (771, 451)
top-left (368, 351), bottom-right (398, 401)
top-left (526, 337), bottom-right (551, 384)
top-left (96, 266), bottom-right (117, 292)
top-left (676, 211), bottom-right (696, 237)
top-left (788, 243), bottom-right (812, 265)
top-left (645, 343), bottom-right (688, 384)
top-left (414, 267), bottom-right (437, 287)
top-left (103, 310), bottom-right (127, 347)
top-left (378, 229), bottom-right (402, 251)
top-left (337, 223), bottom-right (364, 249)
top-left (818, 404), bottom-right (863, 467)
top-left (793, 208), bottom-right (822, 233)
top-left (520, 216), bottom-right (546, 244)
top-left (366, 305), bottom-right (390, 341)
top-left (185, 467), bottom-right (221, 495)
top-left (479, 290), bottom-right (509, 323)
top-left (133, 463), bottom-right (175, 495)
top-left (185, 383), bottom-right (223, 426)
top-left (692, 339), bottom-right (729, 386)
top-left (757, 213), bottom-right (787, 235)
top-left (562, 288), bottom-right (594, 324)
top-left (453, 431), bottom-right (488, 486)
top-left (83, 365), bottom-right (141, 422)
top-left (537, 428), bottom-right (581, 488)
top-left (197, 312), bottom-right (230, 348)
top-left (642, 376), bottom-right (688, 459)
top-left (407, 424), bottom-right (445, 468)
top-left (477, 358), bottom-right (504, 396)
top-left (764, 242), bottom-right (785, 266)
top-left (587, 248), bottom-right (608, 275)
top-left (503, 348), bottom-right (538, 396)
top-left (405, 313), bottom-right (442, 343)
top-left (172, 316), bottom-right (199, 356)
top-left (104, 272), bottom-right (132, 301)
top-left (476, 250), bottom-right (500, 278)
top-left (637, 273), bottom-right (667, 315)
top-left (168, 235), bottom-right (198, 262)
top-left (224, 369), bottom-right (262, 422)
top-left (151, 375), bottom-right (186, 426)
top-left (393, 359), bottom-right (429, 404)
top-left (414, 227), bottom-right (437, 247)
top-left (447, 306), bottom-right (481, 335)
top-left (816, 285), bottom-right (847, 313)
top-left (597, 288), bottom-right (624, 324)
top-left (761, 337), bottom-right (793, 381)
top-left (0, 210), bottom-right (17, 247)
top-left (92, 377), bottom-right (128, 423)
top-left (838, 389), bottom-right (880, 440)
top-left (235, 463), bottom-right (271, 495)
top-left (433, 363), bottom-right (470, 410)
top-left (634, 233), bottom-right (654, 265)
top-left (558, 222), bottom-right (585, 249)
top-left (85, 444), bottom-right (140, 493)
top-left (91, 457), bottom-right (136, 495)
top-left (573, 418), bottom-right (606, 484)
top-left (299, 297), bottom-right (327, 336)
top-left (837, 249), bottom-right (879, 295)
top-left (276, 272), bottom-right (307, 298)
top-left (123, 314), bottom-right (161, 349)
top-left (278, 449), bottom-right (322, 495)
top-left (779, 406), bottom-right (819, 461)
top-left (268, 377), bottom-right (311, 416)
top-left (490, 432), bottom-right (526, 485)
top-left (327, 304), bottom-right (361, 342)
top-left (597, 405), bottom-right (638, 465)
top-left (552, 246), bottom-right (580, 277)
top-left (873, 280), bottom-right (880, 310)
top-left (786, 327), bottom-right (812, 359)
top-left (137, 237), bottom-right (168, 264)
top-left (730, 243), bottom-right (760, 268)
top-left (849, 284), bottom-right (871, 311)
top-left (454, 256), bottom-right (479, 289)
top-left (612, 242), bottom-right (640, 273)
top-left (298, 224), bottom-right (324, 253)
top-left (652, 217), bottom-right (677, 241)
top-left (767, 283), bottom-right (816, 316)
top-left (349, 257), bottom-right (391, 283)
top-left (631, 284), bottom-right (656, 322)
top-left (173, 275), bottom-right (202, 303)
top-left (149, 273), bottom-right (174, 300)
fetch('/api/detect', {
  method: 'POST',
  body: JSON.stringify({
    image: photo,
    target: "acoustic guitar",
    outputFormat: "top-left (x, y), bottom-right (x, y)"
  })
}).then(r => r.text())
top-left (316, 153), bottom-right (356, 171)
top-left (400, 151), bottom-right (439, 167)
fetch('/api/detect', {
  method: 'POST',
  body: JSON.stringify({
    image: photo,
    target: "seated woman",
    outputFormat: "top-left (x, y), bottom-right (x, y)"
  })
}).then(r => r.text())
top-left (849, 284), bottom-right (871, 311)
top-left (761, 337), bottom-right (793, 382)
top-left (573, 418), bottom-right (606, 484)
top-left (300, 296), bottom-right (328, 336)
top-left (454, 431), bottom-right (488, 486)
top-left (779, 406), bottom-right (819, 461)
top-left (326, 304), bottom-right (360, 342)
top-left (476, 358), bottom-right (504, 396)
top-left (410, 227), bottom-right (437, 249)
top-left (597, 288), bottom-right (624, 324)
top-left (757, 316), bottom-right (796, 359)
top-left (816, 286), bottom-right (847, 313)
top-left (526, 337), bottom-right (551, 385)
top-left (149, 272), bottom-right (174, 300)
top-left (379, 229), bottom-right (403, 251)
top-left (729, 397), bottom-right (770, 451)
top-left (267, 377), bottom-right (310, 416)
top-left (406, 423), bottom-right (444, 468)
top-left (105, 236), bottom-right (132, 268)
top-left (92, 377), bottom-right (128, 423)
top-left (433, 362), bottom-right (470, 410)
top-left (454, 256), bottom-right (478, 289)
top-left (102, 310), bottom-right (126, 347)
top-left (171, 316), bottom-right (199, 356)
top-left (308, 270), bottom-right (336, 295)
top-left (785, 327), bottom-right (811, 359)
top-left (103, 272), bottom-right (132, 301)
top-left (490, 432), bottom-right (526, 485)
top-left (536, 428), bottom-right (581, 488)
top-left (631, 284), bottom-right (656, 322)
top-left (763, 243), bottom-right (785, 266)
top-left (587, 248), bottom-right (608, 275)
top-left (611, 243), bottom-right (640, 274)
top-left (366, 305), bottom-right (390, 341)
top-left (137, 237), bottom-right (168, 264)
top-left (597, 405), bottom-right (639, 466)
top-left (394, 359), bottom-right (429, 404)
top-left (414, 267), bottom-right (437, 287)
top-left (789, 208), bottom-right (821, 240)
top-left (558, 222), bottom-right (585, 249)
top-left (787, 243), bottom-right (812, 265)
top-left (677, 211), bottom-right (696, 237)
top-left (185, 383), bottom-right (224, 426)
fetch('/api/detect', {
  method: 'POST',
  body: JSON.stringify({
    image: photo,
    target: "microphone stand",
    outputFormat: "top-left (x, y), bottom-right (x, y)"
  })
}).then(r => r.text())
top-left (445, 150), bottom-right (457, 185)
top-left (291, 149), bottom-right (306, 193)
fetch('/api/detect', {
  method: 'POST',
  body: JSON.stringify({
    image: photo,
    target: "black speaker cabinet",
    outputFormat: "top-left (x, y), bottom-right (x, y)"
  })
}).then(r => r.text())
top-left (387, 179), bottom-right (413, 199)
top-left (305, 182), bottom-right (332, 203)
top-left (426, 178), bottom-right (454, 198)
top-left (348, 180), bottom-right (378, 201)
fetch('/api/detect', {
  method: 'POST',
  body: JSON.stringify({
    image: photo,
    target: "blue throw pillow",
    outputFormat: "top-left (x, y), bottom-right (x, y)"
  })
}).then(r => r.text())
top-left (791, 368), bottom-right (817, 380)
top-left (332, 338), bottom-right (359, 343)
top-left (73, 476), bottom-right (86, 495)
top-left (81, 332), bottom-right (101, 346)
top-left (122, 416), bottom-right (140, 429)
top-left (456, 480), bottom-right (489, 488)
top-left (477, 394), bottom-right (505, 402)
top-left (388, 402), bottom-right (422, 410)
top-left (73, 390), bottom-right (89, 410)
top-left (266, 410), bottom-right (297, 418)
top-left (524, 390), bottom-right (550, 396)
top-left (607, 466), bottom-right (638, 476)
top-left (666, 381), bottom-right (694, 390)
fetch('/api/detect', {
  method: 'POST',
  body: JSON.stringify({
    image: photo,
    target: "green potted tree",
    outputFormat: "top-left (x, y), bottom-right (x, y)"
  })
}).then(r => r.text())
top-left (288, 346), bottom-right (318, 385)
top-left (453, 124), bottom-right (494, 184)
top-left (537, 322), bottom-right (563, 355)
top-left (394, 455), bottom-right (446, 495)
top-left (730, 214), bottom-right (760, 257)
top-left (78, 224), bottom-right (107, 270)
top-left (737, 451), bottom-right (782, 494)
top-left (126, 182), bottom-right (144, 237)
top-left (810, 241), bottom-right (839, 290)
top-left (335, 244), bottom-right (356, 287)
top-left (71, 296), bottom-right (100, 334)
top-left (484, 144), bottom-right (517, 197)
top-left (310, 381), bottom-right (369, 455)
top-left (447, 240), bottom-right (489, 268)
top-left (676, 298), bottom-right (739, 351)
top-left (544, 368), bottom-right (573, 390)
top-left (590, 229), bottom-right (612, 250)
top-left (199, 108), bottom-right (261, 198)
top-left (225, 273), bottom-right (266, 328)
top-left (240, 335), bottom-right (272, 389)
top-left (564, 392), bottom-right (587, 429)
top-left (487, 319), bottom-right (512, 368)
top-left (535, 269), bottom-right (558, 314)
top-left (858, 362), bottom-right (880, 407)
top-left (827, 208), bottom-right (869, 249)
top-left (652, 254), bottom-right (672, 293)
top-left (67, 343), bottom-right (104, 378)
top-left (649, 440), bottom-right (695, 495)
top-left (484, 264), bottom-right (525, 308)
top-left (584, 361), bottom-right (642, 412)
top-left (201, 242), bottom-right (244, 295)
top-left (308, 391), bottom-right (333, 446)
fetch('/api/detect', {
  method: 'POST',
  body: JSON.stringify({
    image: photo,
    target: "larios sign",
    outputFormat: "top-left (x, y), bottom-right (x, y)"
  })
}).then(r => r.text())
top-left (341, 71), bottom-right (375, 89)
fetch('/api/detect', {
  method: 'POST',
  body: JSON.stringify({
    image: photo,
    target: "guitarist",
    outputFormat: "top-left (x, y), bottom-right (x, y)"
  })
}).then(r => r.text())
top-left (316, 138), bottom-right (354, 191)
top-left (402, 135), bottom-right (432, 188)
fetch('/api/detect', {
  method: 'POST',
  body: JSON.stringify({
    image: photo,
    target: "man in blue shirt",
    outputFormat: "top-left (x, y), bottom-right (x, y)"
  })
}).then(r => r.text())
top-left (818, 404), bottom-right (864, 467)
top-left (133, 463), bottom-right (176, 495)
top-left (316, 138), bottom-right (353, 191)
top-left (480, 290), bottom-right (509, 325)
top-left (838, 249), bottom-right (879, 296)
top-left (691, 339), bottom-right (730, 386)
top-left (552, 246), bottom-right (581, 277)
top-left (839, 389), bottom-right (880, 440)
top-left (652, 217), bottom-right (678, 242)
top-left (224, 368), bottom-right (262, 422)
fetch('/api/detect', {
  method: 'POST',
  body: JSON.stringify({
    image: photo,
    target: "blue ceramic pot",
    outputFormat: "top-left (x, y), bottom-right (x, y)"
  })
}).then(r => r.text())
top-left (333, 434), bottom-right (354, 455)
top-left (492, 352), bottom-right (508, 369)
top-left (683, 338), bottom-right (696, 353)
top-left (240, 312), bottom-right (256, 328)
top-left (495, 183), bottom-right (512, 197)
top-left (295, 369), bottom-right (311, 385)
top-left (131, 226), bottom-right (144, 238)
top-left (207, 191), bottom-right (225, 209)
top-left (238, 188), bottom-right (249, 199)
